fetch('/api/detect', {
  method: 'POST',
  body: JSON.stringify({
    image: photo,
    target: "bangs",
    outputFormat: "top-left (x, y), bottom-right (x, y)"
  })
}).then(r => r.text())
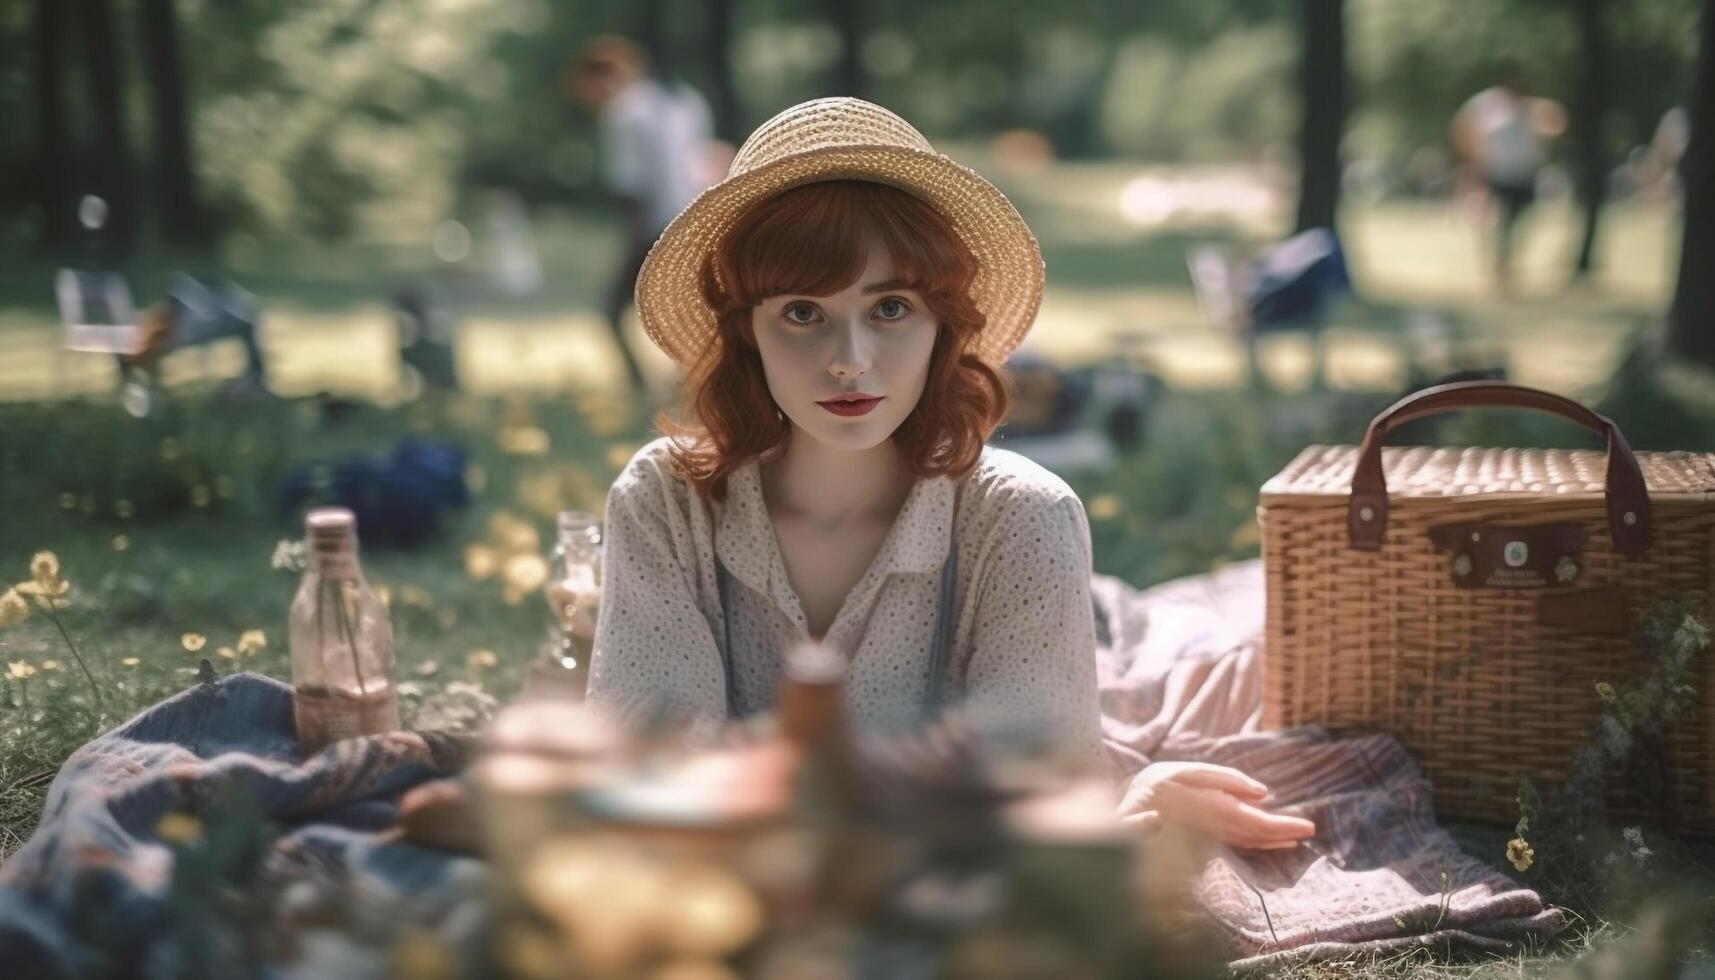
top-left (712, 180), bottom-right (975, 307)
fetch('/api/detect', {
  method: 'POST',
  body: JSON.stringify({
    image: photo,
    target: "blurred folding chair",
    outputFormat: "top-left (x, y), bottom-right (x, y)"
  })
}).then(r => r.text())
top-left (56, 267), bottom-right (143, 357)
top-left (153, 273), bottom-right (267, 385)
top-left (55, 269), bottom-right (266, 412)
top-left (55, 267), bottom-right (145, 397)
top-left (1187, 228), bottom-right (1352, 389)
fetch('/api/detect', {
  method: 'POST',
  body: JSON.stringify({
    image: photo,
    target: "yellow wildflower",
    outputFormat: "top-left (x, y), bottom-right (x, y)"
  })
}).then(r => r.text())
top-left (112, 534), bottom-right (130, 552)
top-left (1594, 682), bottom-right (1616, 702)
top-left (464, 544), bottom-right (500, 581)
top-left (41, 660), bottom-right (61, 672)
top-left (1506, 836), bottom-right (1534, 872)
top-left (15, 558), bottom-right (71, 609)
top-left (466, 649), bottom-right (498, 671)
top-left (29, 551), bottom-right (60, 587)
top-left (115, 499), bottom-right (134, 519)
top-left (399, 585), bottom-right (432, 608)
top-left (503, 554), bottom-right (549, 597)
top-left (375, 584), bottom-right (393, 607)
top-left (237, 630), bottom-right (268, 657)
top-left (181, 632), bottom-right (207, 653)
top-left (7, 661), bottom-right (38, 680)
top-left (120, 657), bottom-right (140, 667)
top-left (58, 492), bottom-right (76, 510)
top-left (15, 580), bottom-right (70, 599)
top-left (1087, 495), bottom-right (1122, 522)
top-left (487, 511), bottom-right (540, 554)
top-left (155, 811), bottom-right (204, 845)
top-left (217, 646), bottom-right (238, 660)
top-left (498, 426), bottom-right (551, 457)
top-left (0, 588), bottom-right (27, 627)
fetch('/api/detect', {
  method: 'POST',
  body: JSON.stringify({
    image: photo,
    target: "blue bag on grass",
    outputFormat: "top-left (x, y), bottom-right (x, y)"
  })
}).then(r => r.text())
top-left (278, 438), bottom-right (469, 548)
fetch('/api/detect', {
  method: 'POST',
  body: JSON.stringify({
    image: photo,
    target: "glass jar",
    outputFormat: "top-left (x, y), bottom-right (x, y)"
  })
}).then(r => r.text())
top-left (287, 507), bottom-right (399, 753)
top-left (525, 510), bottom-right (603, 700)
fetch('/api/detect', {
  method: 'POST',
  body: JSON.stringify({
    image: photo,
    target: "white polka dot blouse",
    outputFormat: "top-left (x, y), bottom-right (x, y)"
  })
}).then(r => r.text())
top-left (587, 436), bottom-right (1106, 771)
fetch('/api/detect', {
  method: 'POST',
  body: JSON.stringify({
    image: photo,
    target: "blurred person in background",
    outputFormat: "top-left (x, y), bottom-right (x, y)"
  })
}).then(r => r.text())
top-left (570, 36), bottom-right (722, 402)
top-left (1451, 63), bottom-right (1567, 294)
top-left (1641, 105), bottom-right (1690, 203)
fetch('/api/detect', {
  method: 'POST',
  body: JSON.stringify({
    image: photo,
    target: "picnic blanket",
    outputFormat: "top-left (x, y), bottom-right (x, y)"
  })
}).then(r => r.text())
top-left (0, 560), bottom-right (1564, 976)
top-left (0, 676), bottom-right (488, 978)
top-left (1092, 561), bottom-right (1565, 972)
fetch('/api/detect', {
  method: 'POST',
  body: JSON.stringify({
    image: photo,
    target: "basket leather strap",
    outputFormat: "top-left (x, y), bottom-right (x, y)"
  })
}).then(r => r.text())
top-left (1348, 381), bottom-right (1653, 556)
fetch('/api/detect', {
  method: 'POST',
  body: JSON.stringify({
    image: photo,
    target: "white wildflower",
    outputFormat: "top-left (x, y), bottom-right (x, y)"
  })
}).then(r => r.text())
top-left (271, 539), bottom-right (307, 572)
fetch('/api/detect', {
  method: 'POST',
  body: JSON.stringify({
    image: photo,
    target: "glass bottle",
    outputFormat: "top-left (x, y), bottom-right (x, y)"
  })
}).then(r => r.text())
top-left (525, 510), bottom-right (602, 699)
top-left (289, 507), bottom-right (399, 752)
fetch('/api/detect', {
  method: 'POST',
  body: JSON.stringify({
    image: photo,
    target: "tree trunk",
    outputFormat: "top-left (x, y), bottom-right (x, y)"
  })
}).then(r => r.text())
top-left (76, 0), bottom-right (136, 259)
top-left (1668, 0), bottom-right (1715, 368)
top-left (30, 0), bottom-right (74, 251)
top-left (639, 0), bottom-right (673, 83)
top-left (1571, 0), bottom-right (1609, 279)
top-left (139, 0), bottom-right (207, 247)
top-left (704, 0), bottom-right (741, 142)
top-left (830, 0), bottom-right (866, 98)
top-left (1294, 0), bottom-right (1347, 234)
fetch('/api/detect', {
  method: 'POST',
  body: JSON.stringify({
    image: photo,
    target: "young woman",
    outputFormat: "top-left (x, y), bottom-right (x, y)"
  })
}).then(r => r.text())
top-left (587, 98), bottom-right (1314, 850)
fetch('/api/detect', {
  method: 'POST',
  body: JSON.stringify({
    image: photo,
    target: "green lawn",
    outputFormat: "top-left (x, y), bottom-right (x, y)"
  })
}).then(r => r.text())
top-left (0, 162), bottom-right (1711, 975)
top-left (0, 157), bottom-right (1681, 402)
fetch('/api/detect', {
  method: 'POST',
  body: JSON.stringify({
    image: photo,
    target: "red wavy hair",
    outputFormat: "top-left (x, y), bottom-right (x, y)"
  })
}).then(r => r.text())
top-left (657, 179), bottom-right (1012, 501)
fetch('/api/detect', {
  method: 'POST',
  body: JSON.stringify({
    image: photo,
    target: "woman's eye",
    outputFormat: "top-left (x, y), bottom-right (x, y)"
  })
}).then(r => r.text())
top-left (783, 304), bottom-right (819, 325)
top-left (875, 298), bottom-right (910, 320)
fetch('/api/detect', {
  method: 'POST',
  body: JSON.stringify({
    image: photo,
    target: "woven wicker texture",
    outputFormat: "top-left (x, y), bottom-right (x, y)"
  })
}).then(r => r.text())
top-left (634, 98), bottom-right (1045, 368)
top-left (1265, 445), bottom-right (1715, 500)
top-left (1260, 445), bottom-right (1715, 830)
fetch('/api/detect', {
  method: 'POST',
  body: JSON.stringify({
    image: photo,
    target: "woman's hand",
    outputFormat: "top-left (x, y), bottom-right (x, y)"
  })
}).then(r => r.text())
top-left (1119, 761), bottom-right (1316, 850)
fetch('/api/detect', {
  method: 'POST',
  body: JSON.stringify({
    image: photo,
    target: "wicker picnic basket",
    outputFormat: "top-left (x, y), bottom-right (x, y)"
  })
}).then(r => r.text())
top-left (1258, 381), bottom-right (1715, 830)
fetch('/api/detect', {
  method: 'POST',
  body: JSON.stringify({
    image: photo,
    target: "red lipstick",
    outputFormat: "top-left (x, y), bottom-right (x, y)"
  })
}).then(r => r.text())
top-left (817, 394), bottom-right (883, 417)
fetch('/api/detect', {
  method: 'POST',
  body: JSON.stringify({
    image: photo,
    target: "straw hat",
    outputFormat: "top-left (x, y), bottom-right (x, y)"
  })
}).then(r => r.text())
top-left (634, 97), bottom-right (1044, 368)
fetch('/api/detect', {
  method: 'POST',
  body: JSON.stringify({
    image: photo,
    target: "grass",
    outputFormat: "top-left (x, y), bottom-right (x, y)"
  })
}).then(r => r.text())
top-left (0, 160), bottom-right (1711, 974)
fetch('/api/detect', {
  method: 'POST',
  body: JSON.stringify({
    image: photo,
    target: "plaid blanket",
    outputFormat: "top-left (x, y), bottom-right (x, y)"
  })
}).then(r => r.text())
top-left (1093, 560), bottom-right (1566, 971)
top-left (0, 673), bottom-right (485, 978)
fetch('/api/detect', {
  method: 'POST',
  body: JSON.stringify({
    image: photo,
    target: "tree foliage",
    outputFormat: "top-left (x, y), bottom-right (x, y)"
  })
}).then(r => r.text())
top-left (0, 0), bottom-right (1702, 242)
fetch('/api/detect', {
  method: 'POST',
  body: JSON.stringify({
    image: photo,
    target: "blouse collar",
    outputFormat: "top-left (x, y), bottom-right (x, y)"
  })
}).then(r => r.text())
top-left (715, 454), bottom-right (958, 614)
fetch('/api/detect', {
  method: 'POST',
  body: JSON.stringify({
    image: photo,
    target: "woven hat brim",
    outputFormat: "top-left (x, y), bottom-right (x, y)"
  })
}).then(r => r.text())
top-left (634, 144), bottom-right (1044, 368)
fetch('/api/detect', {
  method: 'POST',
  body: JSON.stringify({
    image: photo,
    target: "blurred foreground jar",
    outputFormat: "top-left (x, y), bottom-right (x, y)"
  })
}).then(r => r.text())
top-left (468, 646), bottom-right (1185, 979)
top-left (469, 683), bottom-right (817, 978)
top-left (288, 507), bottom-right (399, 753)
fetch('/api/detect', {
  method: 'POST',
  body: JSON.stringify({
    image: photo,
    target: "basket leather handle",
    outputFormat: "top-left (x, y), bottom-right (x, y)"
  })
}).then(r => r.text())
top-left (1348, 381), bottom-right (1652, 555)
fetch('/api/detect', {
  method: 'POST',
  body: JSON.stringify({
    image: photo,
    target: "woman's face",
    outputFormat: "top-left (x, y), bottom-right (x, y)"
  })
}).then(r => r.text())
top-left (749, 240), bottom-right (939, 454)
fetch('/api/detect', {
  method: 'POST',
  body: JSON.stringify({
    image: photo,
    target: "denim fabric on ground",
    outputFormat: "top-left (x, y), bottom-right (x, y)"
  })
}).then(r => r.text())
top-left (0, 672), bottom-right (484, 978)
